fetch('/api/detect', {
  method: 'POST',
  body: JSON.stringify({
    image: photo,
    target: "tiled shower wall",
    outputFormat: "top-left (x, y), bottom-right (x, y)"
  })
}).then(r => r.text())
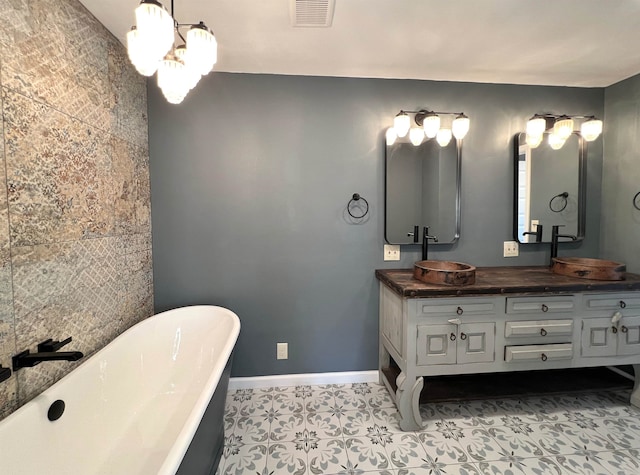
top-left (0, 0), bottom-right (153, 419)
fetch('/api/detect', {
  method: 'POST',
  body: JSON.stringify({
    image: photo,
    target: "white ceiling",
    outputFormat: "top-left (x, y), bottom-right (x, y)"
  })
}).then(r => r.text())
top-left (80, 0), bottom-right (640, 88)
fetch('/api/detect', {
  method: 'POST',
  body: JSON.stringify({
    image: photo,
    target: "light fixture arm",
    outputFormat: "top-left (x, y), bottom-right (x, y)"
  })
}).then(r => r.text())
top-left (413, 109), bottom-right (465, 127)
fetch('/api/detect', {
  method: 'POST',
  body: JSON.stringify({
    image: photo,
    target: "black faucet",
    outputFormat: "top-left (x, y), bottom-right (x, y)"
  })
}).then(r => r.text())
top-left (0, 365), bottom-right (11, 383)
top-left (12, 337), bottom-right (83, 371)
top-left (422, 226), bottom-right (438, 260)
top-left (523, 224), bottom-right (543, 243)
top-left (550, 225), bottom-right (577, 265)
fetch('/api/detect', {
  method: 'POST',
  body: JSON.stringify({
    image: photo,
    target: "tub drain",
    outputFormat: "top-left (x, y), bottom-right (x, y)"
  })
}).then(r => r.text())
top-left (48, 400), bottom-right (65, 421)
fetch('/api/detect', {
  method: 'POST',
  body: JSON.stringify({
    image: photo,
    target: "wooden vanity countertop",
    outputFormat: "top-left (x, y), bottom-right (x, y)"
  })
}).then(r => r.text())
top-left (375, 266), bottom-right (640, 298)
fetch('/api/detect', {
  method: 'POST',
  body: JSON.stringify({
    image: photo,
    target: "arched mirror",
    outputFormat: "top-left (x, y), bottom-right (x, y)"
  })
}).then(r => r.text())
top-left (513, 131), bottom-right (586, 244)
top-left (384, 138), bottom-right (461, 245)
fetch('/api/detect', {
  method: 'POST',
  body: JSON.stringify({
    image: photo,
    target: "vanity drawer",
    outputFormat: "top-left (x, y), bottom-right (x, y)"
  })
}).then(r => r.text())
top-left (504, 343), bottom-right (573, 363)
top-left (505, 319), bottom-right (573, 338)
top-left (506, 296), bottom-right (575, 315)
top-left (584, 294), bottom-right (640, 311)
top-left (417, 299), bottom-right (496, 317)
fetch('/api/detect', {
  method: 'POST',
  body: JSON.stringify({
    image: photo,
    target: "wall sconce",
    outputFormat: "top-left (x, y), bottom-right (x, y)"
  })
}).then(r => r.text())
top-left (525, 114), bottom-right (603, 149)
top-left (387, 110), bottom-right (470, 147)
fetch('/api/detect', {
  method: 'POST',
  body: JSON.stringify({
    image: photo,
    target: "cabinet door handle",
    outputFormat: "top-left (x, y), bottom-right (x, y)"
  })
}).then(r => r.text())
top-left (456, 307), bottom-right (463, 315)
top-left (540, 328), bottom-right (547, 336)
top-left (541, 304), bottom-right (549, 313)
top-left (620, 301), bottom-right (627, 309)
top-left (450, 332), bottom-right (457, 341)
top-left (622, 326), bottom-right (629, 333)
top-left (541, 353), bottom-right (548, 361)
top-left (612, 326), bottom-right (618, 334)
top-left (460, 332), bottom-right (467, 340)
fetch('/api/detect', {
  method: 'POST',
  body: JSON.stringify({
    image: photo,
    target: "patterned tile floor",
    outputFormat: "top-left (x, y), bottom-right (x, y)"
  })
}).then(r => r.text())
top-left (218, 382), bottom-right (640, 474)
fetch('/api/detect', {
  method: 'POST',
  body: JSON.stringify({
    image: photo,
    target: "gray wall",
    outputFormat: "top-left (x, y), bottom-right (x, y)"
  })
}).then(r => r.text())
top-left (148, 73), bottom-right (603, 377)
top-left (601, 75), bottom-right (640, 272)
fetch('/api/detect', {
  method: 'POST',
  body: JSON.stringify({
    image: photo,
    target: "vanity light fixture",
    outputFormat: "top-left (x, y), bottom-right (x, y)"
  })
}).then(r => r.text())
top-left (127, 0), bottom-right (218, 104)
top-left (525, 113), bottom-right (603, 149)
top-left (387, 109), bottom-right (470, 147)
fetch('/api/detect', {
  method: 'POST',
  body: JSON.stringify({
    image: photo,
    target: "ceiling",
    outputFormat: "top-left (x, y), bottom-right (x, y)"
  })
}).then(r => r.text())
top-left (79, 0), bottom-right (640, 88)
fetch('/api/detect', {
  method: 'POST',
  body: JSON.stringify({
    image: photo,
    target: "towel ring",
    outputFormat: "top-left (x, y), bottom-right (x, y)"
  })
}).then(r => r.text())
top-left (634, 191), bottom-right (640, 211)
top-left (549, 192), bottom-right (569, 213)
top-left (348, 193), bottom-right (369, 219)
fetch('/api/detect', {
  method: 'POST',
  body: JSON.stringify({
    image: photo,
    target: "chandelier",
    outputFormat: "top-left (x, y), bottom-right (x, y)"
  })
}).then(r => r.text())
top-left (127, 0), bottom-right (217, 104)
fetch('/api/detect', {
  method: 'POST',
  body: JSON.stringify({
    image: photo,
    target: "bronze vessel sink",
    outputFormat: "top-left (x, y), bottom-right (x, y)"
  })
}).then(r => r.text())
top-left (413, 260), bottom-right (476, 286)
top-left (551, 257), bottom-right (626, 281)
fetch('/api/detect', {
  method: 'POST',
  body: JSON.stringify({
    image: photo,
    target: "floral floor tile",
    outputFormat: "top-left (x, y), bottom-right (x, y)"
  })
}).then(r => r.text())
top-left (384, 433), bottom-right (430, 469)
top-left (222, 443), bottom-right (268, 475)
top-left (345, 436), bottom-right (392, 471)
top-left (433, 402), bottom-right (482, 429)
top-left (273, 391), bottom-right (306, 414)
top-left (234, 415), bottom-right (271, 444)
top-left (417, 429), bottom-right (470, 465)
top-left (455, 427), bottom-right (504, 463)
top-left (520, 396), bottom-right (570, 423)
top-left (489, 426), bottom-right (545, 459)
top-left (308, 438), bottom-right (350, 475)
top-left (370, 406), bottom-right (404, 433)
top-left (552, 453), bottom-right (612, 474)
top-left (306, 411), bottom-right (343, 438)
top-left (305, 389), bottom-right (336, 413)
top-left (334, 388), bottom-right (368, 411)
top-left (340, 409), bottom-right (376, 437)
top-left (555, 423), bottom-right (617, 453)
top-left (597, 449), bottom-right (640, 475)
top-left (476, 456), bottom-right (562, 475)
top-left (526, 423), bottom-right (576, 456)
top-left (592, 417), bottom-right (640, 449)
top-left (270, 413), bottom-right (306, 442)
top-left (238, 392), bottom-right (274, 418)
top-left (267, 441), bottom-right (308, 475)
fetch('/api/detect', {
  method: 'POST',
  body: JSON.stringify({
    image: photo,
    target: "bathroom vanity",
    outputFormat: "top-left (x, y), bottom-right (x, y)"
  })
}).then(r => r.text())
top-left (376, 266), bottom-right (640, 431)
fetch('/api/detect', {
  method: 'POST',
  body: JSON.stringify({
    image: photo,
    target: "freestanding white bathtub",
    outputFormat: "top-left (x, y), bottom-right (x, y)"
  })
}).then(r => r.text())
top-left (0, 305), bottom-right (240, 475)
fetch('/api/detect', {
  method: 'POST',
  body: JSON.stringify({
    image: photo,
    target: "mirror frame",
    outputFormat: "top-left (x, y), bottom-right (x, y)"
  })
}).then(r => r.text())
top-left (384, 139), bottom-right (462, 245)
top-left (512, 131), bottom-right (587, 244)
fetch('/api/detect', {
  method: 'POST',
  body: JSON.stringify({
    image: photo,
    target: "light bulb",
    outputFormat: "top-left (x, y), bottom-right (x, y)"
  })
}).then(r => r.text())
top-left (526, 116), bottom-right (547, 137)
top-left (581, 118), bottom-right (603, 141)
top-left (157, 56), bottom-right (188, 104)
top-left (422, 113), bottom-right (440, 138)
top-left (134, 0), bottom-right (174, 64)
top-left (553, 116), bottom-right (574, 140)
top-left (436, 128), bottom-right (452, 147)
top-left (548, 132), bottom-right (565, 150)
top-left (452, 113), bottom-right (470, 139)
top-left (126, 27), bottom-right (160, 76)
top-left (394, 111), bottom-right (410, 138)
top-left (409, 127), bottom-right (424, 146)
top-left (526, 133), bottom-right (543, 148)
top-left (175, 45), bottom-right (201, 90)
top-left (187, 22), bottom-right (217, 76)
top-left (385, 127), bottom-right (397, 145)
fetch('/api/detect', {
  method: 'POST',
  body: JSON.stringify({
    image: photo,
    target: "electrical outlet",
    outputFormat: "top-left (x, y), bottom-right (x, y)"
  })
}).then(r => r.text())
top-left (384, 244), bottom-right (400, 261)
top-left (503, 241), bottom-right (519, 257)
top-left (276, 342), bottom-right (288, 360)
top-left (531, 219), bottom-right (539, 229)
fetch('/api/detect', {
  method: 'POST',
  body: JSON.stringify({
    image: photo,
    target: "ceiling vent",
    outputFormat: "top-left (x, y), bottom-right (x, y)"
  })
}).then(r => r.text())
top-left (290, 0), bottom-right (335, 27)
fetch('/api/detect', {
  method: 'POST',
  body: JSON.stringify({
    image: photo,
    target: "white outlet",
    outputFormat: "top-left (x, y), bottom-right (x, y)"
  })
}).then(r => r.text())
top-left (531, 219), bottom-right (539, 229)
top-left (503, 241), bottom-right (519, 257)
top-left (384, 244), bottom-right (400, 261)
top-left (276, 342), bottom-right (288, 360)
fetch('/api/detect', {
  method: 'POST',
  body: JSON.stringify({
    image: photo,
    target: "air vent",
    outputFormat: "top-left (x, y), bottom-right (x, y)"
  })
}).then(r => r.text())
top-left (290, 0), bottom-right (335, 27)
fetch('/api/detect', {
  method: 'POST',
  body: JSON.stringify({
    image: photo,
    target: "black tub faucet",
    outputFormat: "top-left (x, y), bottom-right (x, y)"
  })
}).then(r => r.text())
top-left (523, 224), bottom-right (543, 243)
top-left (12, 337), bottom-right (83, 371)
top-left (550, 225), bottom-right (577, 265)
top-left (422, 226), bottom-right (438, 260)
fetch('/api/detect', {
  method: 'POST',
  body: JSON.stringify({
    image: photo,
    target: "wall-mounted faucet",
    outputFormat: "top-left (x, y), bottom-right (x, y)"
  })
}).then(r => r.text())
top-left (0, 365), bottom-right (11, 383)
top-left (422, 226), bottom-right (438, 260)
top-left (550, 225), bottom-right (577, 265)
top-left (12, 337), bottom-right (83, 371)
top-left (523, 224), bottom-right (543, 243)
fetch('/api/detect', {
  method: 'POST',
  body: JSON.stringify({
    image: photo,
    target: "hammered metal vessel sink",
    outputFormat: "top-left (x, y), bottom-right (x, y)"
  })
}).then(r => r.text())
top-left (551, 257), bottom-right (626, 281)
top-left (413, 260), bottom-right (477, 286)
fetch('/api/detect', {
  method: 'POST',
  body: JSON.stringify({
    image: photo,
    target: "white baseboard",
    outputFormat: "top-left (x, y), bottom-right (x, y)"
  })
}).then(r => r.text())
top-left (228, 370), bottom-right (379, 390)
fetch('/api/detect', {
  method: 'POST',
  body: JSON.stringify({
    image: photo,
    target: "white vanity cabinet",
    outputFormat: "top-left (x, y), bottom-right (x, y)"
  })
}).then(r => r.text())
top-left (376, 267), bottom-right (640, 431)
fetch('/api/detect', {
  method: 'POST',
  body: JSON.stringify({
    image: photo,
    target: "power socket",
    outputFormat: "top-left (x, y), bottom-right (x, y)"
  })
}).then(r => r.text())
top-left (384, 244), bottom-right (400, 261)
top-left (503, 241), bottom-right (519, 257)
top-left (276, 342), bottom-right (288, 360)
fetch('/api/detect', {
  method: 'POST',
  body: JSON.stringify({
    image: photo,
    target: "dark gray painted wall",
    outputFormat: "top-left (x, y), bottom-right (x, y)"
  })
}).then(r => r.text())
top-left (602, 75), bottom-right (640, 273)
top-left (148, 73), bottom-right (603, 376)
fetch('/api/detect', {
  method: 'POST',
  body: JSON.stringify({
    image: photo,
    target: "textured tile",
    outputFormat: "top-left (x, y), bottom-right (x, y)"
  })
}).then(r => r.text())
top-left (267, 441), bottom-right (307, 475)
top-left (598, 449), bottom-right (640, 475)
top-left (553, 453), bottom-right (612, 474)
top-left (306, 411), bottom-right (342, 438)
top-left (270, 413), bottom-right (305, 442)
top-left (307, 438), bottom-right (349, 475)
top-left (344, 436), bottom-right (391, 471)
top-left (341, 409), bottom-right (376, 438)
top-left (222, 442), bottom-right (267, 475)
top-left (477, 456), bottom-right (562, 474)
top-left (0, 0), bottom-right (110, 130)
top-left (234, 415), bottom-right (270, 444)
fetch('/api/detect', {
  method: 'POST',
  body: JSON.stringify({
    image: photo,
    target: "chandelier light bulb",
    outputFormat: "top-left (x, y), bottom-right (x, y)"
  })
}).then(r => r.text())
top-left (409, 127), bottom-right (424, 146)
top-left (134, 0), bottom-right (174, 63)
top-left (526, 133), bottom-right (543, 148)
top-left (385, 127), bottom-right (397, 146)
top-left (526, 116), bottom-right (547, 137)
top-left (581, 118), bottom-right (603, 142)
top-left (175, 45), bottom-right (201, 90)
top-left (422, 113), bottom-right (440, 138)
top-left (126, 27), bottom-right (159, 76)
top-left (548, 132), bottom-right (566, 150)
top-left (436, 128), bottom-right (452, 147)
top-left (553, 116), bottom-right (574, 140)
top-left (452, 113), bottom-right (470, 139)
top-left (187, 22), bottom-right (218, 76)
top-left (157, 56), bottom-right (188, 104)
top-left (394, 111), bottom-right (410, 138)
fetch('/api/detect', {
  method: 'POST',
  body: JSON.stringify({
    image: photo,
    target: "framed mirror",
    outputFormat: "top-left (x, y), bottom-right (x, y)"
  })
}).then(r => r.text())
top-left (384, 138), bottom-right (461, 245)
top-left (513, 131), bottom-right (586, 244)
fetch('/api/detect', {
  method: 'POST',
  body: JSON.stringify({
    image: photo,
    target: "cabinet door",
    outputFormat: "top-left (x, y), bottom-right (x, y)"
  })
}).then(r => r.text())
top-left (457, 322), bottom-right (495, 364)
top-left (618, 316), bottom-right (640, 356)
top-left (581, 318), bottom-right (617, 357)
top-left (416, 324), bottom-right (457, 365)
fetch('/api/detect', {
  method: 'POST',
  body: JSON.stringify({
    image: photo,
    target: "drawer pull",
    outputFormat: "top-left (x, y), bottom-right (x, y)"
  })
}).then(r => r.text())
top-left (460, 332), bottom-right (467, 340)
top-left (456, 307), bottom-right (463, 315)
top-left (620, 300), bottom-right (627, 309)
top-left (450, 332), bottom-right (457, 341)
top-left (622, 326), bottom-right (629, 333)
top-left (541, 304), bottom-right (549, 313)
top-left (541, 353), bottom-right (548, 361)
top-left (540, 328), bottom-right (547, 336)
top-left (612, 326), bottom-right (618, 334)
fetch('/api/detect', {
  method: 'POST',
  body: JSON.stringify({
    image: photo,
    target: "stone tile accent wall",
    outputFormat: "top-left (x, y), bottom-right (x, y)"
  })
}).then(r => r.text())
top-left (0, 0), bottom-right (153, 419)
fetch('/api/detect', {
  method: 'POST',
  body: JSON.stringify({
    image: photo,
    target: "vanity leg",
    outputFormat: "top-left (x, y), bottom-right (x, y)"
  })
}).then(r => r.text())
top-left (395, 372), bottom-right (424, 431)
top-left (631, 364), bottom-right (640, 408)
